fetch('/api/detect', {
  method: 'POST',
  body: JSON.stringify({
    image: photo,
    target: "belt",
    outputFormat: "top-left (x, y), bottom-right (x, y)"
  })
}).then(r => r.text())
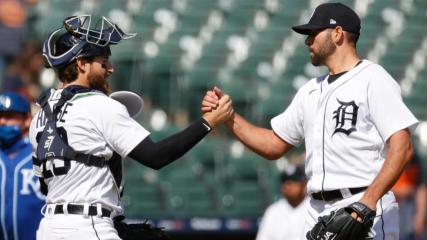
top-left (49, 204), bottom-right (112, 218)
top-left (311, 187), bottom-right (367, 201)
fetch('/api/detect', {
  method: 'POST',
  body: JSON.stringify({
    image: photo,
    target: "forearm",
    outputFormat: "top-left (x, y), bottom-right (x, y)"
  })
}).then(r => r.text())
top-left (129, 118), bottom-right (211, 169)
top-left (415, 184), bottom-right (427, 222)
top-left (225, 113), bottom-right (293, 160)
top-left (361, 129), bottom-right (413, 209)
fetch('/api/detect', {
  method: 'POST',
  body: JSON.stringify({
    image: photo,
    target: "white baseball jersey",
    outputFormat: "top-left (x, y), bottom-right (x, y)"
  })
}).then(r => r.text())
top-left (271, 60), bottom-right (418, 194)
top-left (29, 89), bottom-right (150, 215)
top-left (256, 198), bottom-right (308, 240)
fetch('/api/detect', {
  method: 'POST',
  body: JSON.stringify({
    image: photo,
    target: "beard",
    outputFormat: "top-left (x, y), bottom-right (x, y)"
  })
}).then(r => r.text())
top-left (310, 34), bottom-right (336, 66)
top-left (88, 71), bottom-right (110, 95)
top-left (284, 191), bottom-right (305, 208)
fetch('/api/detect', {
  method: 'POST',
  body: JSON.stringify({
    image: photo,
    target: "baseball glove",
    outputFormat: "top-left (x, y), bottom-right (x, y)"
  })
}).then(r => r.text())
top-left (114, 216), bottom-right (171, 240)
top-left (306, 202), bottom-right (376, 240)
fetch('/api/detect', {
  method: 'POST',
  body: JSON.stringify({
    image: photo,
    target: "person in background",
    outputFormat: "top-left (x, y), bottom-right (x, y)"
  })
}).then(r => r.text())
top-left (256, 164), bottom-right (308, 240)
top-left (0, 0), bottom-right (32, 88)
top-left (0, 92), bottom-right (44, 240)
top-left (392, 149), bottom-right (427, 240)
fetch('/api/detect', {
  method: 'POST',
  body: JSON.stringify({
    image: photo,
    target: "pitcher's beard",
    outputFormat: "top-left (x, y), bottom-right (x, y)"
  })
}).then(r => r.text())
top-left (310, 33), bottom-right (336, 66)
top-left (88, 72), bottom-right (110, 95)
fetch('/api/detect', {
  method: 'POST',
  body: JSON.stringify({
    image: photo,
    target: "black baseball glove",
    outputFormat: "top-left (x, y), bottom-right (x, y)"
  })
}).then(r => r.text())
top-left (114, 216), bottom-right (172, 240)
top-left (306, 202), bottom-right (376, 240)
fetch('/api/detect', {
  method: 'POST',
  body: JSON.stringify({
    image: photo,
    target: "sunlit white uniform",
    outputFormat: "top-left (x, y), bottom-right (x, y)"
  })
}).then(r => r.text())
top-left (29, 89), bottom-right (150, 240)
top-left (256, 198), bottom-right (308, 240)
top-left (271, 60), bottom-right (418, 239)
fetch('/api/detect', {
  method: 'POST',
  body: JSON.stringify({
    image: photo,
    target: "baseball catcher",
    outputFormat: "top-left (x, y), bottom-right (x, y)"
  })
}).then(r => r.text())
top-left (31, 14), bottom-right (233, 240)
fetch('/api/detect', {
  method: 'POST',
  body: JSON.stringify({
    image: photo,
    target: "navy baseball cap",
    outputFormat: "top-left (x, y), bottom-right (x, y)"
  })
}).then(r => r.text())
top-left (280, 165), bottom-right (306, 183)
top-left (0, 92), bottom-right (30, 114)
top-left (292, 2), bottom-right (361, 35)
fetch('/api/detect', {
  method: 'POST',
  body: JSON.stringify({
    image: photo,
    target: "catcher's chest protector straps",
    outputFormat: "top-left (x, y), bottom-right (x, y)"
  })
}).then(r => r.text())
top-left (35, 87), bottom-right (106, 175)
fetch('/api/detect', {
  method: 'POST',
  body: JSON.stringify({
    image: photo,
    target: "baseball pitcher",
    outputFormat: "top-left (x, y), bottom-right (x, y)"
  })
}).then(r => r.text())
top-left (202, 3), bottom-right (418, 240)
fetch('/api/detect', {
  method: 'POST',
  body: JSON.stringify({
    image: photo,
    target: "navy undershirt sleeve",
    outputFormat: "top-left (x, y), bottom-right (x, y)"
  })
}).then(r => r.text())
top-left (128, 118), bottom-right (212, 169)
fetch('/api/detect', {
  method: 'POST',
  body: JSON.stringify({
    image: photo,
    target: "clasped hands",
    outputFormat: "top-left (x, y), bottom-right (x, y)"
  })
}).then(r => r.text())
top-left (201, 86), bottom-right (233, 128)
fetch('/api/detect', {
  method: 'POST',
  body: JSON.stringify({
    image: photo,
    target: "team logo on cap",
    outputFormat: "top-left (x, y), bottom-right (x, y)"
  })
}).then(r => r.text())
top-left (332, 99), bottom-right (359, 136)
top-left (330, 19), bottom-right (337, 24)
top-left (0, 96), bottom-right (11, 108)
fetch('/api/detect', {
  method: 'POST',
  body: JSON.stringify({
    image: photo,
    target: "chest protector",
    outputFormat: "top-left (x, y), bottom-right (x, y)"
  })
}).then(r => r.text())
top-left (34, 86), bottom-right (123, 196)
top-left (35, 86), bottom-right (107, 175)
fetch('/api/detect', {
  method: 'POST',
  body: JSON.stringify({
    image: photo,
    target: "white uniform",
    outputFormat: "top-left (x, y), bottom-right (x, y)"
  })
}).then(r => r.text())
top-left (29, 89), bottom-right (150, 240)
top-left (271, 60), bottom-right (418, 239)
top-left (256, 198), bottom-right (308, 240)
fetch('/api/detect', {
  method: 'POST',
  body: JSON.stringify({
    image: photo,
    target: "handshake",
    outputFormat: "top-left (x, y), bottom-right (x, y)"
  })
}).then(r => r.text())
top-left (201, 86), bottom-right (234, 128)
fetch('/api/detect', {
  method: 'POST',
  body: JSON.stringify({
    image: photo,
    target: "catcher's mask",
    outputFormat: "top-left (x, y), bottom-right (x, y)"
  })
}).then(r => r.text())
top-left (43, 15), bottom-right (136, 68)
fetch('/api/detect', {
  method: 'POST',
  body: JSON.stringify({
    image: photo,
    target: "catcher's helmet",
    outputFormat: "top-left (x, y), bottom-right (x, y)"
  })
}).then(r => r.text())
top-left (0, 92), bottom-right (30, 114)
top-left (43, 15), bottom-right (136, 68)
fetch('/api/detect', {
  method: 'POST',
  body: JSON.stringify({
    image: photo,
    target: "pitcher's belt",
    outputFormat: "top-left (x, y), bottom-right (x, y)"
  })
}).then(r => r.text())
top-left (311, 187), bottom-right (367, 201)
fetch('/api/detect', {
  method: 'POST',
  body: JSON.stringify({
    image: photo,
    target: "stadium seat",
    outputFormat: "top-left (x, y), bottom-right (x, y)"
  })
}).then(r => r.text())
top-left (165, 184), bottom-right (217, 216)
top-left (219, 181), bottom-right (266, 216)
top-left (186, 137), bottom-right (225, 183)
top-left (124, 161), bottom-right (166, 217)
top-left (124, 183), bottom-right (166, 217)
top-left (138, 0), bottom-right (171, 16)
top-left (226, 151), bottom-right (265, 181)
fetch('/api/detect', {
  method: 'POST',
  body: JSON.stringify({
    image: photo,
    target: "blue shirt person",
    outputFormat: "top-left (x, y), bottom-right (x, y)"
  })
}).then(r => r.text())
top-left (0, 92), bottom-right (44, 240)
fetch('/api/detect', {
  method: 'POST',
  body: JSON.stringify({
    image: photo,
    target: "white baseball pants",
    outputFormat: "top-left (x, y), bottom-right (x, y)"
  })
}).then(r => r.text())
top-left (36, 211), bottom-right (121, 240)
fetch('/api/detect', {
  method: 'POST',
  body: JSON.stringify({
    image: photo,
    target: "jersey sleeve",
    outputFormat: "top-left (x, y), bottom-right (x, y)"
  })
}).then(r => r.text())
top-left (270, 89), bottom-right (304, 146)
top-left (367, 66), bottom-right (419, 141)
top-left (99, 99), bottom-right (150, 158)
